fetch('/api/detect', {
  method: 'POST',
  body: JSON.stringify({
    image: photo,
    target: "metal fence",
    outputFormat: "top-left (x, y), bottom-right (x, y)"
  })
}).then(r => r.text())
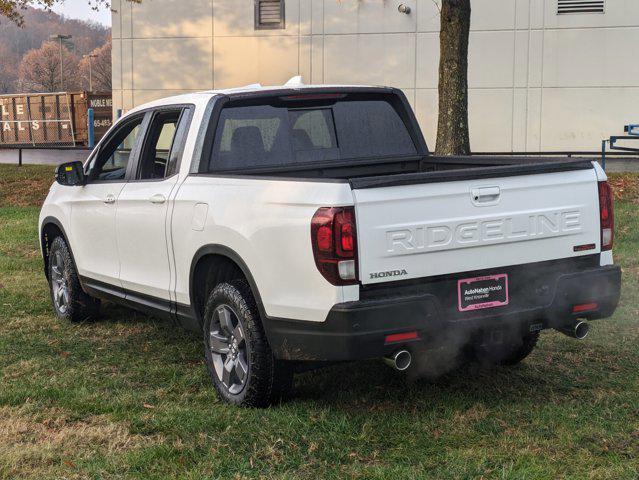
top-left (1, 92), bottom-right (112, 148)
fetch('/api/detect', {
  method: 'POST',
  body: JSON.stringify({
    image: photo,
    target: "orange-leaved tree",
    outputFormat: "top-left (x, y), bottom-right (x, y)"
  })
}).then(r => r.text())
top-left (79, 40), bottom-right (112, 91)
top-left (18, 40), bottom-right (80, 92)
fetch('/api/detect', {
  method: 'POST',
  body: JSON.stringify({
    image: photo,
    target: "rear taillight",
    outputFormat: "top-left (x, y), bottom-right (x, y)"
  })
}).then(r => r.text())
top-left (598, 181), bottom-right (614, 251)
top-left (311, 207), bottom-right (358, 285)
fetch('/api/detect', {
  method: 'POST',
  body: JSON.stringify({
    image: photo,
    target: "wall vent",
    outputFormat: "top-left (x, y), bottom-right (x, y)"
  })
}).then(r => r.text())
top-left (255, 0), bottom-right (285, 29)
top-left (558, 0), bottom-right (604, 14)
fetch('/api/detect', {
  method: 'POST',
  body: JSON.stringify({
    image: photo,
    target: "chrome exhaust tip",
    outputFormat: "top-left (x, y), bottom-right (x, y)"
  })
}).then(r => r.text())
top-left (556, 320), bottom-right (590, 340)
top-left (574, 321), bottom-right (590, 340)
top-left (384, 350), bottom-right (412, 371)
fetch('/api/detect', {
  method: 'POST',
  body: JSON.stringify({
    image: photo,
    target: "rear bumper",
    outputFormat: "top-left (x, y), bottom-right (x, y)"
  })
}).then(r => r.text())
top-left (266, 261), bottom-right (621, 362)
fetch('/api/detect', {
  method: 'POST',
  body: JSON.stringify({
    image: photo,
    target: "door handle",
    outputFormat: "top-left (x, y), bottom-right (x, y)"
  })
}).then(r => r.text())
top-left (471, 186), bottom-right (500, 205)
top-left (103, 194), bottom-right (116, 204)
top-left (149, 194), bottom-right (166, 204)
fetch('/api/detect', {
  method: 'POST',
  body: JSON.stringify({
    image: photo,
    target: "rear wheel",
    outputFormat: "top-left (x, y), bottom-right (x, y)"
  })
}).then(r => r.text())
top-left (474, 330), bottom-right (540, 366)
top-left (203, 280), bottom-right (292, 407)
top-left (497, 330), bottom-right (540, 366)
top-left (48, 236), bottom-right (100, 322)
top-left (469, 331), bottom-right (539, 365)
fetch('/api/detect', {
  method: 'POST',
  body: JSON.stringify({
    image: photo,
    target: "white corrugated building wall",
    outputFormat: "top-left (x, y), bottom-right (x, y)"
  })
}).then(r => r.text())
top-left (111, 0), bottom-right (639, 152)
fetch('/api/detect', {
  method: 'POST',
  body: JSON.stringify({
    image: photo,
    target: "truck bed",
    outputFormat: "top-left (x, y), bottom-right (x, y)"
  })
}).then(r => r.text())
top-left (215, 155), bottom-right (594, 186)
top-left (348, 157), bottom-right (593, 189)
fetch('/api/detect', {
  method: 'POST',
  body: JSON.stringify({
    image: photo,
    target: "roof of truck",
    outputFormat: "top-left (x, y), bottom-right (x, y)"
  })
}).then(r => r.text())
top-left (126, 77), bottom-right (390, 115)
top-left (201, 77), bottom-right (375, 95)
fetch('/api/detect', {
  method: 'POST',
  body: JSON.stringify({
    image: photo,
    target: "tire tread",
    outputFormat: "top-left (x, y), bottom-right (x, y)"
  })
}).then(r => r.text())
top-left (203, 280), bottom-right (292, 407)
top-left (498, 330), bottom-right (540, 366)
top-left (48, 236), bottom-right (100, 322)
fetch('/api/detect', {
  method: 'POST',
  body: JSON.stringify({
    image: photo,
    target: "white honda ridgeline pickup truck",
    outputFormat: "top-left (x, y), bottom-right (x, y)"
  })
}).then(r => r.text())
top-left (40, 82), bottom-right (621, 406)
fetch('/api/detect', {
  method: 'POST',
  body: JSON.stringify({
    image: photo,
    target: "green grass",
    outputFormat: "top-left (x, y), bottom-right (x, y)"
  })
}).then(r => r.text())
top-left (1, 165), bottom-right (638, 479)
top-left (0, 164), bottom-right (53, 208)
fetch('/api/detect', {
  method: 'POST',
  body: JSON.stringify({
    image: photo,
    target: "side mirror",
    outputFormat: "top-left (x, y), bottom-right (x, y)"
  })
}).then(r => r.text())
top-left (55, 161), bottom-right (86, 186)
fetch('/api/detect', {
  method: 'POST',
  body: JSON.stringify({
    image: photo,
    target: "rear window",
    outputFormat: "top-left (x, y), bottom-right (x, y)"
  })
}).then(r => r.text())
top-left (208, 94), bottom-right (417, 171)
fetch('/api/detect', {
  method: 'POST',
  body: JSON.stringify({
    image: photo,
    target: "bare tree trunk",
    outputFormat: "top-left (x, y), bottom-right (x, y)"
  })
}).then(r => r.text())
top-left (435, 0), bottom-right (471, 155)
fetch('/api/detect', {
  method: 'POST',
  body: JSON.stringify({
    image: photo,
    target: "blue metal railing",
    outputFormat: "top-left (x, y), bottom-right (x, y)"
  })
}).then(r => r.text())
top-left (87, 108), bottom-right (95, 148)
top-left (601, 124), bottom-right (639, 171)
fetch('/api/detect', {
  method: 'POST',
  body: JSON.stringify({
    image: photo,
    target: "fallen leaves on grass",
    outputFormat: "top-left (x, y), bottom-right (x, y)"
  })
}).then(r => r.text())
top-left (609, 173), bottom-right (639, 203)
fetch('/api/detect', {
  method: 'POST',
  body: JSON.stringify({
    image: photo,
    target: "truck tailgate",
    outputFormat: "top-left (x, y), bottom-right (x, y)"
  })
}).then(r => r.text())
top-left (353, 167), bottom-right (601, 285)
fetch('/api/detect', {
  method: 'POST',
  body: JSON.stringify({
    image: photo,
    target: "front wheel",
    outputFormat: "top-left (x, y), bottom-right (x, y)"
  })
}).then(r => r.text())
top-left (203, 280), bottom-right (292, 407)
top-left (47, 236), bottom-right (100, 322)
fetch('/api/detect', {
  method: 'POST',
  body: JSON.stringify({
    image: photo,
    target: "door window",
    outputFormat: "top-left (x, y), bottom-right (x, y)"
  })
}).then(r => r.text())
top-left (136, 109), bottom-right (187, 180)
top-left (88, 116), bottom-right (144, 182)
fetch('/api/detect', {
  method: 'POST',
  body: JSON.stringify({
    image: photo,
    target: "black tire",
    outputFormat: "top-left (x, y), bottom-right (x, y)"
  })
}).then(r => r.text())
top-left (472, 330), bottom-right (540, 367)
top-left (496, 331), bottom-right (540, 366)
top-left (47, 236), bottom-right (100, 322)
top-left (203, 280), bottom-right (292, 407)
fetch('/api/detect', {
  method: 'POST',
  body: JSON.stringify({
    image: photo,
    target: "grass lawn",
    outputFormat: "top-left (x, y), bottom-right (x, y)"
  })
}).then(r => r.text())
top-left (0, 164), bottom-right (638, 479)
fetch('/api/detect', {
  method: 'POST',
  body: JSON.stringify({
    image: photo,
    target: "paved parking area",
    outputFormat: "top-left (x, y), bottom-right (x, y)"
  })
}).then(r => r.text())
top-left (0, 148), bottom-right (91, 166)
top-left (1, 148), bottom-right (638, 172)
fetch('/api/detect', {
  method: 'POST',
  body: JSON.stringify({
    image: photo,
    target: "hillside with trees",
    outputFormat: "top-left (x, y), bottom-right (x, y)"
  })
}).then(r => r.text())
top-left (0, 6), bottom-right (110, 93)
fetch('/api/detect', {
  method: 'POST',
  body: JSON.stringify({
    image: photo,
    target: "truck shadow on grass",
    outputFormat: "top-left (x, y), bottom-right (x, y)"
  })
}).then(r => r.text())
top-left (293, 352), bottom-right (617, 409)
top-left (95, 303), bottom-right (631, 412)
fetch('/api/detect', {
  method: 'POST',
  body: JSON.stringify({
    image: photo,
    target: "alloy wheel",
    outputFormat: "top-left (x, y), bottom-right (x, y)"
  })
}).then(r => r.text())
top-left (50, 250), bottom-right (70, 314)
top-left (208, 304), bottom-right (249, 394)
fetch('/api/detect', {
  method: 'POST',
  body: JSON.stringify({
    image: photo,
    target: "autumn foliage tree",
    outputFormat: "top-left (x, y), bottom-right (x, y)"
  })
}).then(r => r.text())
top-left (0, 44), bottom-right (19, 92)
top-left (18, 40), bottom-right (80, 92)
top-left (0, 0), bottom-right (139, 26)
top-left (78, 40), bottom-right (111, 91)
top-left (0, 7), bottom-right (110, 94)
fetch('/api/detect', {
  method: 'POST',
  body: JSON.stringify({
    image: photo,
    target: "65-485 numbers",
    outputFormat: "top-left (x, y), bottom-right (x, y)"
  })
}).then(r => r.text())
top-left (93, 119), bottom-right (112, 129)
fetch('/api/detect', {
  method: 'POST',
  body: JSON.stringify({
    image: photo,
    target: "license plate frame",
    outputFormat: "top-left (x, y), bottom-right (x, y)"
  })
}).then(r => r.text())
top-left (457, 274), bottom-right (509, 312)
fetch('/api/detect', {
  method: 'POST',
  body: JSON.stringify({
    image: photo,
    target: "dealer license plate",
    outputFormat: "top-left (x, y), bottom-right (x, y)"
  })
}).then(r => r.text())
top-left (457, 274), bottom-right (509, 312)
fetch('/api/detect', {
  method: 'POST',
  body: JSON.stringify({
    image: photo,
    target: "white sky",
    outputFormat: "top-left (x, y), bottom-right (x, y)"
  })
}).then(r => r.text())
top-left (51, 0), bottom-right (112, 26)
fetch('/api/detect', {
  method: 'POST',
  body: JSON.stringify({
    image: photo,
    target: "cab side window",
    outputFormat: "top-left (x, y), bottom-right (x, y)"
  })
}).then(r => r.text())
top-left (136, 110), bottom-right (182, 180)
top-left (88, 115), bottom-right (144, 182)
top-left (133, 107), bottom-right (195, 180)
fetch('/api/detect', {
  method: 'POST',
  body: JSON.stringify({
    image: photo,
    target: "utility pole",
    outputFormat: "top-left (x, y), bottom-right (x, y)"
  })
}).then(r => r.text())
top-left (50, 34), bottom-right (72, 91)
top-left (83, 54), bottom-right (98, 92)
